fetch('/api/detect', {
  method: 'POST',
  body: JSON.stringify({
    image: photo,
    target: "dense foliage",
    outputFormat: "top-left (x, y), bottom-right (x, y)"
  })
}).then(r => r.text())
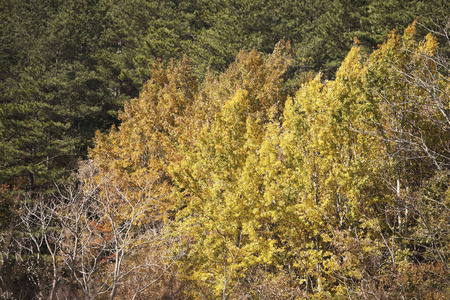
top-left (91, 23), bottom-right (450, 298)
top-left (1, 0), bottom-right (450, 298)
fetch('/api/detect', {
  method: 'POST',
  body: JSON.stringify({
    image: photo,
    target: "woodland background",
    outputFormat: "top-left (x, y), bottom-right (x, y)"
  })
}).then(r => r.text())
top-left (1, 0), bottom-right (450, 299)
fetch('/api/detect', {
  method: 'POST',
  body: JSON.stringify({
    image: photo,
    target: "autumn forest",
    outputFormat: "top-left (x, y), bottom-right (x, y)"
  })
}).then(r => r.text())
top-left (1, 0), bottom-right (450, 299)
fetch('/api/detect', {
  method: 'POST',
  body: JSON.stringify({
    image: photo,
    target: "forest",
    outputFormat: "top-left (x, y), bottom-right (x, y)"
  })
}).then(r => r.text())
top-left (1, 0), bottom-right (449, 299)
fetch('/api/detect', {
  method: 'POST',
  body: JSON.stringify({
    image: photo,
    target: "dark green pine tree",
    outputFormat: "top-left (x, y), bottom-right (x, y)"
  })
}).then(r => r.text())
top-left (294, 0), bottom-right (449, 79)
top-left (186, 0), bottom-right (324, 74)
top-left (0, 0), bottom-right (122, 189)
top-left (0, 0), bottom-right (66, 189)
top-left (96, 0), bottom-right (206, 96)
top-left (296, 0), bottom-right (372, 78)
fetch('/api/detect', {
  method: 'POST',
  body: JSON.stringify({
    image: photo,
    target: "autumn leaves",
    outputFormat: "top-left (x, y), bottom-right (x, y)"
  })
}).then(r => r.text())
top-left (88, 24), bottom-right (449, 298)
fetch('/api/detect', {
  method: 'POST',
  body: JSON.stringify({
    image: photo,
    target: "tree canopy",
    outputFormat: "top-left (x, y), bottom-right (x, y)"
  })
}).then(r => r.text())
top-left (1, 0), bottom-right (450, 298)
top-left (86, 23), bottom-right (450, 298)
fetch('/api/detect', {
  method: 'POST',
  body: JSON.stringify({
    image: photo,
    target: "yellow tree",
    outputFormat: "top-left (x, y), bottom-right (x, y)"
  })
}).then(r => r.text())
top-left (361, 22), bottom-right (450, 297)
top-left (275, 43), bottom-right (391, 297)
top-left (90, 56), bottom-right (199, 220)
top-left (171, 41), bottom-right (292, 298)
top-left (275, 22), bottom-right (450, 297)
top-left (87, 57), bottom-right (200, 298)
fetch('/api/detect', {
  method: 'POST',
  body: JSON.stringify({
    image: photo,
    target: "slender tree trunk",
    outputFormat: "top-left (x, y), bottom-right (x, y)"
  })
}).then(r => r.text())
top-left (49, 253), bottom-right (57, 300)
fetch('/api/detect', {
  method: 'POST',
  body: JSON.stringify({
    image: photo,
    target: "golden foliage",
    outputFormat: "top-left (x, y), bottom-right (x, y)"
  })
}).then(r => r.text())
top-left (86, 26), bottom-right (450, 298)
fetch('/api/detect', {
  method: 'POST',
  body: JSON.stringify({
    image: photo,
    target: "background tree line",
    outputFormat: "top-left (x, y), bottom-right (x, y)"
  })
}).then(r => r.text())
top-left (1, 0), bottom-right (449, 298)
top-left (1, 0), bottom-right (448, 188)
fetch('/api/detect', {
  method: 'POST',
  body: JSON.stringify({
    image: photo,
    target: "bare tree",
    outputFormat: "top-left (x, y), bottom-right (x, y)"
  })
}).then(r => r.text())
top-left (17, 161), bottom-right (183, 300)
top-left (20, 195), bottom-right (64, 300)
